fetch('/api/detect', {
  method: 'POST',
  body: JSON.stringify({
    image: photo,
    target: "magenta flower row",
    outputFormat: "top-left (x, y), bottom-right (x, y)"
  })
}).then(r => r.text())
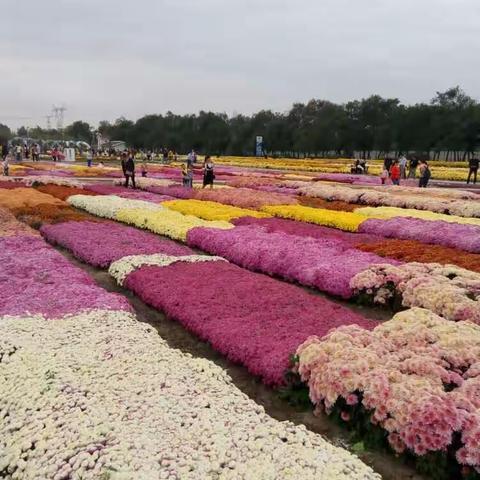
top-left (233, 216), bottom-right (379, 245)
top-left (0, 235), bottom-right (131, 318)
top-left (187, 225), bottom-right (397, 298)
top-left (123, 261), bottom-right (375, 386)
top-left (41, 221), bottom-right (192, 268)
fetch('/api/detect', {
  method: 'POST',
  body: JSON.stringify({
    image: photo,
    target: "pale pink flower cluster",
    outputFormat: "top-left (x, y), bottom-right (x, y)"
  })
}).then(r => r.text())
top-left (19, 175), bottom-right (84, 188)
top-left (350, 263), bottom-right (480, 323)
top-left (296, 308), bottom-right (480, 469)
top-left (298, 183), bottom-right (480, 218)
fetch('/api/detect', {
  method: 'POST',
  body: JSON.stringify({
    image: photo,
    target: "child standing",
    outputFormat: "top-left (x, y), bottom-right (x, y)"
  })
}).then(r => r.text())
top-left (141, 160), bottom-right (148, 177)
top-left (380, 166), bottom-right (388, 185)
top-left (182, 164), bottom-right (189, 187)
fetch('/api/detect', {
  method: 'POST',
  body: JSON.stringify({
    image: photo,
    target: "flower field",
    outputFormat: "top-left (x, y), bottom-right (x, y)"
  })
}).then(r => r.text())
top-left (1, 160), bottom-right (480, 478)
top-left (0, 183), bottom-right (380, 479)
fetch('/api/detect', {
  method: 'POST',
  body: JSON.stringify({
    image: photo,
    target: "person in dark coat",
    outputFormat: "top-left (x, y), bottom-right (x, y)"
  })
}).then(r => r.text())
top-left (124, 153), bottom-right (136, 188)
top-left (467, 157), bottom-right (479, 184)
top-left (202, 155), bottom-right (215, 189)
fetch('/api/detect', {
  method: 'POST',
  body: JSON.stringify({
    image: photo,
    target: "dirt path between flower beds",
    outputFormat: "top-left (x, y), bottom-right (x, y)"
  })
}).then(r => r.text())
top-left (54, 247), bottom-right (426, 480)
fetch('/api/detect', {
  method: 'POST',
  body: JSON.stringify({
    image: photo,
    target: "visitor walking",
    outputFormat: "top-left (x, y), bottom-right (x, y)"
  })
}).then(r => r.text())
top-left (182, 164), bottom-right (188, 186)
top-left (390, 160), bottom-right (401, 185)
top-left (399, 155), bottom-right (407, 179)
top-left (202, 156), bottom-right (215, 189)
top-left (2, 156), bottom-right (9, 176)
top-left (86, 149), bottom-right (93, 167)
top-left (408, 157), bottom-right (419, 178)
top-left (384, 157), bottom-right (393, 175)
top-left (418, 161), bottom-right (431, 188)
top-left (141, 159), bottom-right (148, 177)
top-left (125, 153), bottom-right (136, 188)
top-left (186, 164), bottom-right (193, 187)
top-left (31, 144), bottom-right (39, 161)
top-left (15, 145), bottom-right (22, 162)
top-left (467, 156), bottom-right (479, 184)
top-left (187, 149), bottom-right (197, 166)
top-left (380, 166), bottom-right (389, 185)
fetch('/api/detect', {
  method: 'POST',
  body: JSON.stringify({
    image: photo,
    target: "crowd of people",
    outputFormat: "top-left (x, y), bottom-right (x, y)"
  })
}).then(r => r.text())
top-left (348, 154), bottom-right (479, 187)
top-left (117, 148), bottom-right (216, 190)
top-left (0, 141), bottom-right (478, 188)
top-left (379, 155), bottom-right (432, 187)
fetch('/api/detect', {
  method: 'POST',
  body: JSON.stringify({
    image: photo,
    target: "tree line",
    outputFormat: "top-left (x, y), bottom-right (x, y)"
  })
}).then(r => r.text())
top-left (5, 87), bottom-right (480, 160)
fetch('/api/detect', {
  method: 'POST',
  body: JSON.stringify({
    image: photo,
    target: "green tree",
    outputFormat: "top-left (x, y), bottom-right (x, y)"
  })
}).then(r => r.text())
top-left (65, 121), bottom-right (92, 142)
top-left (0, 123), bottom-right (12, 144)
top-left (17, 126), bottom-right (28, 137)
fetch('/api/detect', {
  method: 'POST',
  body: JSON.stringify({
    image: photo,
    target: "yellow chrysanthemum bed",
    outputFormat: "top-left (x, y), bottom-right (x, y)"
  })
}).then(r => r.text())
top-left (163, 199), bottom-right (270, 222)
top-left (116, 207), bottom-right (233, 241)
top-left (262, 205), bottom-right (366, 232)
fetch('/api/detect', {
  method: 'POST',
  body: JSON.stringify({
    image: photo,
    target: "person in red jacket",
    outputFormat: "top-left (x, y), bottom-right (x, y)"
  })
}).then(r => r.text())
top-left (390, 160), bottom-right (401, 185)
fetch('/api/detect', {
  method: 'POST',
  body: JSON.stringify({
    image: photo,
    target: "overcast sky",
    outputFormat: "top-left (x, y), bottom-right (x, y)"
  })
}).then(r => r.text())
top-left (2, 0), bottom-right (480, 128)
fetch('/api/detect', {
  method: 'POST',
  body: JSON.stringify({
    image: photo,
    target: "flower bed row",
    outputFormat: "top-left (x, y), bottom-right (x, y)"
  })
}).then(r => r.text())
top-left (186, 225), bottom-right (397, 298)
top-left (113, 177), bottom-right (177, 188)
top-left (0, 187), bottom-right (102, 228)
top-left (0, 235), bottom-right (131, 318)
top-left (36, 184), bottom-right (98, 200)
top-left (356, 206), bottom-right (480, 227)
top-left (163, 199), bottom-right (271, 222)
top-left (299, 183), bottom-right (480, 218)
top-left (13, 175), bottom-right (84, 187)
top-left (83, 183), bottom-right (174, 202)
top-left (116, 206), bottom-right (233, 241)
top-left (296, 307), bottom-right (480, 476)
top-left (0, 309), bottom-right (379, 479)
top-left (351, 263), bottom-right (480, 324)
top-left (232, 216), bottom-right (379, 245)
top-left (359, 217), bottom-right (480, 254)
top-left (298, 195), bottom-right (360, 212)
top-left (0, 187), bottom-right (66, 210)
top-left (0, 207), bottom-right (39, 238)
top-left (356, 239), bottom-right (480, 273)
top-left (257, 203), bottom-right (480, 253)
top-left (68, 194), bottom-right (233, 241)
top-left (41, 220), bottom-right (192, 268)
top-left (133, 179), bottom-right (298, 208)
top-left (121, 258), bottom-right (375, 385)
top-left (262, 205), bottom-right (367, 232)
